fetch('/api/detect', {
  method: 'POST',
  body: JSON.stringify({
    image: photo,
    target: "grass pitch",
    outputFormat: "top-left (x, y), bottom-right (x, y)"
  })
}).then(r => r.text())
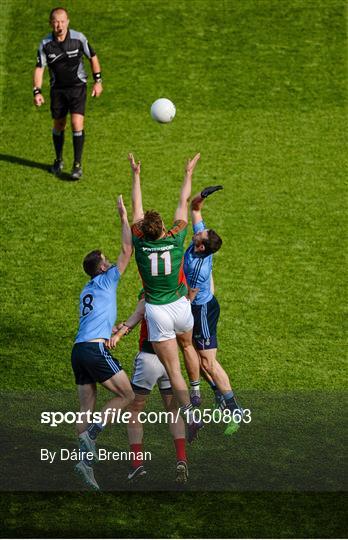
top-left (0, 0), bottom-right (347, 537)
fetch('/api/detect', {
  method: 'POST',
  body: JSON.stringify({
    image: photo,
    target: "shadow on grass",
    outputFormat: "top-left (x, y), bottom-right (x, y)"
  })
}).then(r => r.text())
top-left (0, 153), bottom-right (74, 182)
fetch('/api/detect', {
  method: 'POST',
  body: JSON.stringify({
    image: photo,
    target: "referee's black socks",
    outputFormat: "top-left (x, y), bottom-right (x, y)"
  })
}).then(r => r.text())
top-left (52, 128), bottom-right (64, 161)
top-left (73, 130), bottom-right (85, 166)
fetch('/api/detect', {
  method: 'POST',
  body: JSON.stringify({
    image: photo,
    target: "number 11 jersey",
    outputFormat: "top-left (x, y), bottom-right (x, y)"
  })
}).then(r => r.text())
top-left (132, 220), bottom-right (188, 305)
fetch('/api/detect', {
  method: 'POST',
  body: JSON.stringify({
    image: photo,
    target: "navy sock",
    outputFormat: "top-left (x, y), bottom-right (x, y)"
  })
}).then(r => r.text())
top-left (87, 422), bottom-right (103, 440)
top-left (190, 380), bottom-right (200, 394)
top-left (180, 402), bottom-right (194, 423)
top-left (223, 391), bottom-right (239, 412)
top-left (52, 129), bottom-right (64, 160)
top-left (72, 130), bottom-right (85, 165)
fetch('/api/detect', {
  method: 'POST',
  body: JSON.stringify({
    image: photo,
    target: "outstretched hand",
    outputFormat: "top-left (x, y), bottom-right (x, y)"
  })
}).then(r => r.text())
top-left (117, 195), bottom-right (127, 220)
top-left (128, 153), bottom-right (141, 175)
top-left (186, 153), bottom-right (201, 175)
top-left (105, 333), bottom-right (121, 350)
top-left (201, 185), bottom-right (223, 199)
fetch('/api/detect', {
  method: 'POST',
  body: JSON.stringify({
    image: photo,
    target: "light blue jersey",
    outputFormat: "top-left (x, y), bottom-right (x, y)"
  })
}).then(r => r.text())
top-left (184, 220), bottom-right (213, 306)
top-left (75, 265), bottom-right (121, 343)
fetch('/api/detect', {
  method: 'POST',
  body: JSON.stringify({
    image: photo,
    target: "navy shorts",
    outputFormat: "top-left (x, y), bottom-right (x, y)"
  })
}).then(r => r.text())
top-left (191, 295), bottom-right (220, 350)
top-left (71, 342), bottom-right (123, 385)
top-left (50, 84), bottom-right (87, 119)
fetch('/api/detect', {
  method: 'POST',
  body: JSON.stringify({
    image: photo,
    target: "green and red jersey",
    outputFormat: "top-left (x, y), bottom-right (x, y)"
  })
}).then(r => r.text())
top-left (132, 220), bottom-right (188, 305)
top-left (137, 289), bottom-right (155, 354)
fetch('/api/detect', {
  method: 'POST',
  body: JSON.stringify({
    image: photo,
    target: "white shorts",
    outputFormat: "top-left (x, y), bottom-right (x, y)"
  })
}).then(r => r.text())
top-left (131, 351), bottom-right (171, 393)
top-left (145, 296), bottom-right (194, 342)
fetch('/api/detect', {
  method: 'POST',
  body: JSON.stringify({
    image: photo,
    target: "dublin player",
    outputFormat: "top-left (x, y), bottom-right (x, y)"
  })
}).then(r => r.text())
top-left (184, 186), bottom-right (243, 435)
top-left (71, 196), bottom-right (134, 490)
top-left (128, 152), bottom-right (203, 442)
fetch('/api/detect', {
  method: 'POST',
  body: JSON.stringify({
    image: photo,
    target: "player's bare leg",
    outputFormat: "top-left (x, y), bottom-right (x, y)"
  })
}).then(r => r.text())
top-left (198, 348), bottom-right (243, 434)
top-left (161, 393), bottom-right (188, 484)
top-left (78, 371), bottom-right (134, 462)
top-left (101, 371), bottom-right (135, 418)
top-left (74, 382), bottom-right (99, 490)
top-left (51, 117), bottom-right (66, 175)
top-left (70, 113), bottom-right (85, 179)
top-left (76, 383), bottom-right (97, 434)
top-left (152, 339), bottom-right (203, 443)
top-left (152, 339), bottom-right (190, 406)
top-left (200, 362), bottom-right (225, 409)
top-left (199, 349), bottom-right (231, 394)
top-left (127, 393), bottom-right (147, 481)
top-left (177, 330), bottom-right (201, 407)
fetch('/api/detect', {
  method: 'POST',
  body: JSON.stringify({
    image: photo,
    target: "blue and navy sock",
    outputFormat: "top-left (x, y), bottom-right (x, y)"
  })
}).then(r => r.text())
top-left (190, 380), bottom-right (200, 393)
top-left (223, 390), bottom-right (239, 412)
top-left (87, 421), bottom-right (104, 440)
top-left (208, 379), bottom-right (224, 404)
top-left (180, 402), bottom-right (194, 423)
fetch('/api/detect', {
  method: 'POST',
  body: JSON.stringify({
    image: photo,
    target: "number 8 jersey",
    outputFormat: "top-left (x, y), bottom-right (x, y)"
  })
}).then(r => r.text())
top-left (75, 265), bottom-right (121, 343)
top-left (132, 220), bottom-right (188, 305)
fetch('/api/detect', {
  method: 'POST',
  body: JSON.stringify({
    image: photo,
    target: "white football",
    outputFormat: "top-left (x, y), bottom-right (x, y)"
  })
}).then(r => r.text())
top-left (150, 98), bottom-right (176, 123)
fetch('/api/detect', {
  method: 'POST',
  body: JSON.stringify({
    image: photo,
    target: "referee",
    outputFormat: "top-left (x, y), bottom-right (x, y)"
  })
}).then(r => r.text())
top-left (33, 7), bottom-right (103, 180)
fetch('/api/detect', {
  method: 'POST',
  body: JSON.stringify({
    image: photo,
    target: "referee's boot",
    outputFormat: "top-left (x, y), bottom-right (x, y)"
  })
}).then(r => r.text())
top-left (70, 162), bottom-right (83, 180)
top-left (50, 159), bottom-right (64, 176)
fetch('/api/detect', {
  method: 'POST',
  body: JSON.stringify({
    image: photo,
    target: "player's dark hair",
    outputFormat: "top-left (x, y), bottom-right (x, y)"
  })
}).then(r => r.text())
top-left (140, 210), bottom-right (164, 241)
top-left (202, 229), bottom-right (222, 255)
top-left (83, 250), bottom-right (103, 278)
top-left (49, 7), bottom-right (69, 21)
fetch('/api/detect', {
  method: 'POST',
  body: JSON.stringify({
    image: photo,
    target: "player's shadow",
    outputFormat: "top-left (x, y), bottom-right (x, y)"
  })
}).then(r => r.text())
top-left (0, 153), bottom-right (73, 181)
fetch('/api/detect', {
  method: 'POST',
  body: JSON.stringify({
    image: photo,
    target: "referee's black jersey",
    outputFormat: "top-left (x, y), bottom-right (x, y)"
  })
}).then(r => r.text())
top-left (36, 29), bottom-right (96, 88)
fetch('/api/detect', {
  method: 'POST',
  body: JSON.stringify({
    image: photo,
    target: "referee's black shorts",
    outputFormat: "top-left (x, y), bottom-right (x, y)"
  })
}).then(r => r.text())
top-left (71, 342), bottom-right (123, 385)
top-left (191, 295), bottom-right (220, 350)
top-left (50, 84), bottom-right (87, 119)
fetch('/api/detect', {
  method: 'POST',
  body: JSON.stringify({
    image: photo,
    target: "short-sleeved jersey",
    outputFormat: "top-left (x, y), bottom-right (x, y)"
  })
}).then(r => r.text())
top-left (36, 29), bottom-right (96, 88)
top-left (184, 220), bottom-right (213, 306)
top-left (75, 265), bottom-right (121, 343)
top-left (132, 220), bottom-right (188, 305)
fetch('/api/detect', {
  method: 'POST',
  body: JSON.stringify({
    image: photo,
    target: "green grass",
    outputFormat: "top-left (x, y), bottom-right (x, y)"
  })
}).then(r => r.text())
top-left (1, 0), bottom-right (347, 537)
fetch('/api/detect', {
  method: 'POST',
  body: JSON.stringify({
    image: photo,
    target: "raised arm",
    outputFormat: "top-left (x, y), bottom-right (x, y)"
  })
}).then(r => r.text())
top-left (128, 153), bottom-right (144, 223)
top-left (191, 185), bottom-right (223, 225)
top-left (116, 195), bottom-right (133, 274)
top-left (90, 55), bottom-right (103, 97)
top-left (174, 153), bottom-right (200, 223)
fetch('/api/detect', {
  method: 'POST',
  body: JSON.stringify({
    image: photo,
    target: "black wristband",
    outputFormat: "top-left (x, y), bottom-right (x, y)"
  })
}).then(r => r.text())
top-left (33, 87), bottom-right (42, 96)
top-left (93, 72), bottom-right (102, 82)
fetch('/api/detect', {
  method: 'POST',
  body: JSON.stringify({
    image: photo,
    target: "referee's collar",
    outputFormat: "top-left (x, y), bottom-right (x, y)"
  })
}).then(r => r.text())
top-left (53, 29), bottom-right (70, 42)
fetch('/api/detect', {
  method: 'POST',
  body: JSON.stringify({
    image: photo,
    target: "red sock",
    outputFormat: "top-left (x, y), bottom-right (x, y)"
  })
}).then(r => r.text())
top-left (174, 438), bottom-right (187, 462)
top-left (130, 443), bottom-right (143, 468)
